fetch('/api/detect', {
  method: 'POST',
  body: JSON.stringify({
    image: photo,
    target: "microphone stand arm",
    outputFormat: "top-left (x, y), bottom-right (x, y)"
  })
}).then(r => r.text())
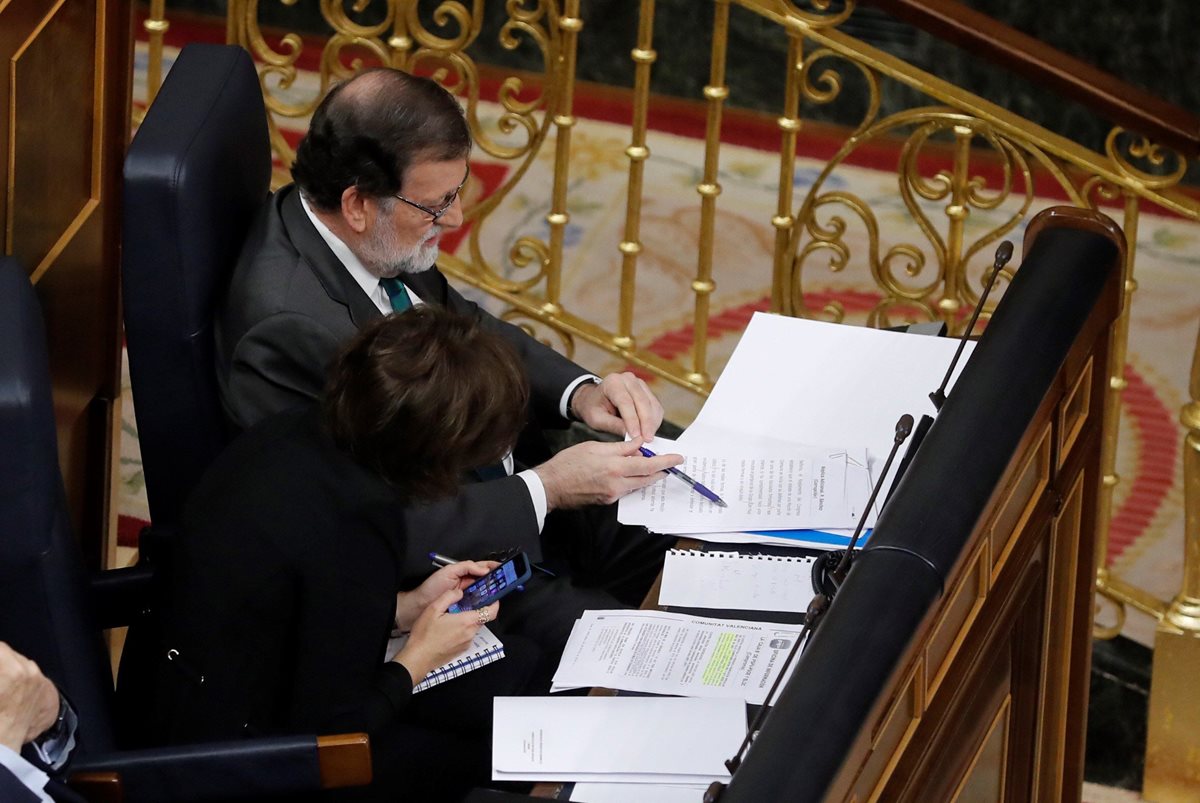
top-left (706, 593), bottom-right (831, 802)
top-left (831, 414), bottom-right (913, 583)
top-left (809, 414), bottom-right (914, 599)
top-left (930, 240), bottom-right (1014, 411)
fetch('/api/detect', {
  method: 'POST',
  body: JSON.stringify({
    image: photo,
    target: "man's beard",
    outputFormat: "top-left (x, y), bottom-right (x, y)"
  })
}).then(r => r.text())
top-left (360, 223), bottom-right (442, 279)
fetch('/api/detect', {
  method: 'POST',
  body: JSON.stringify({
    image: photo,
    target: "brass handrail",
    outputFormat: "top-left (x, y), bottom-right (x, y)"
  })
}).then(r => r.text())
top-left (861, 0), bottom-right (1200, 158)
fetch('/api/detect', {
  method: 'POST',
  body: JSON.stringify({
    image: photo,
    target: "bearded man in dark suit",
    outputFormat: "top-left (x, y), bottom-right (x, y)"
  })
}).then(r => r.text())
top-left (215, 67), bottom-right (681, 616)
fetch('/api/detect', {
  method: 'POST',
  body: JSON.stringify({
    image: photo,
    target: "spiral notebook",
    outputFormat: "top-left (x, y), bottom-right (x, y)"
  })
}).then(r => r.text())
top-left (658, 549), bottom-right (816, 613)
top-left (385, 625), bottom-right (505, 692)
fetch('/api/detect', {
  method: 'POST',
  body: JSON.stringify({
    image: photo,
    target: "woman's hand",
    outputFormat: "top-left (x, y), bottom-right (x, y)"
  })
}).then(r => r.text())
top-left (392, 588), bottom-right (500, 684)
top-left (393, 560), bottom-right (497, 631)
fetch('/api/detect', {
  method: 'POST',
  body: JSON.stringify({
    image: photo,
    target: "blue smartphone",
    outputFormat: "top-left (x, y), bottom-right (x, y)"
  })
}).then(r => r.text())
top-left (447, 552), bottom-right (532, 613)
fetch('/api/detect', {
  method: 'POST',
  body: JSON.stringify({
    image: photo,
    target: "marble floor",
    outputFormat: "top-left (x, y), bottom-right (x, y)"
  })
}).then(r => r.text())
top-left (1086, 637), bottom-right (1153, 794)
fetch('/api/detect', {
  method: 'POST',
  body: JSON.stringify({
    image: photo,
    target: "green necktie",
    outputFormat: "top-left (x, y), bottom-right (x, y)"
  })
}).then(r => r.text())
top-left (380, 277), bottom-right (412, 313)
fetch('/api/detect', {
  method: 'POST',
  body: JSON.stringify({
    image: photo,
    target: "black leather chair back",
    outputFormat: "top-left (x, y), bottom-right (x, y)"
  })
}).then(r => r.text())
top-left (122, 43), bottom-right (271, 534)
top-left (0, 257), bottom-right (117, 756)
top-left (0, 259), bottom-right (368, 797)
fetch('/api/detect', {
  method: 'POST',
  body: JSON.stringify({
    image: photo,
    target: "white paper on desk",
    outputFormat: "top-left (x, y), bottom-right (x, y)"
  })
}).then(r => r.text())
top-left (570, 781), bottom-right (709, 802)
top-left (491, 696), bottom-right (743, 783)
top-left (659, 550), bottom-right (817, 612)
top-left (550, 610), bottom-right (804, 705)
top-left (619, 436), bottom-right (868, 532)
top-left (680, 313), bottom-right (973, 516)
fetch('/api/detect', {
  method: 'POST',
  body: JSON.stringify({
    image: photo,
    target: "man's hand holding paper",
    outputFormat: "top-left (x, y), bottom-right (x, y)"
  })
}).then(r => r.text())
top-left (618, 436), bottom-right (869, 533)
top-left (534, 438), bottom-right (681, 510)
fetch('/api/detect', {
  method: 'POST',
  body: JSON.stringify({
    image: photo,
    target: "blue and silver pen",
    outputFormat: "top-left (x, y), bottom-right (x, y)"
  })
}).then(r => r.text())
top-left (429, 552), bottom-right (459, 568)
top-left (638, 446), bottom-right (728, 508)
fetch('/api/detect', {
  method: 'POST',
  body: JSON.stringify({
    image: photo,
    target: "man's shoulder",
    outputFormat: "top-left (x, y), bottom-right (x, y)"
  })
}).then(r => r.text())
top-left (222, 186), bottom-right (354, 336)
top-left (229, 188), bottom-right (323, 309)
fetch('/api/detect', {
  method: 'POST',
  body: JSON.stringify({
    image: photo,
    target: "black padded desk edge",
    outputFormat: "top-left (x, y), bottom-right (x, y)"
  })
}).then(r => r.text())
top-left (719, 224), bottom-right (1121, 802)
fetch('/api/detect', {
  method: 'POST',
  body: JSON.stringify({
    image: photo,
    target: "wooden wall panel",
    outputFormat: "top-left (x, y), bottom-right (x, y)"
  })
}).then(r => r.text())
top-left (9, 0), bottom-right (97, 272)
top-left (0, 0), bottom-right (131, 566)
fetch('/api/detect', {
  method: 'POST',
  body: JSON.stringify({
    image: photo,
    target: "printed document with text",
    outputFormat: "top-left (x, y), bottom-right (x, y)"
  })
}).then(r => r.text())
top-left (550, 610), bottom-right (804, 705)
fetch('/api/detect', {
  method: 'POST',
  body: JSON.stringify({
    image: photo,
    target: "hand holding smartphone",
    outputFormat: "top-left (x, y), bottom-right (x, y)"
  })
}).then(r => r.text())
top-left (447, 552), bottom-right (532, 613)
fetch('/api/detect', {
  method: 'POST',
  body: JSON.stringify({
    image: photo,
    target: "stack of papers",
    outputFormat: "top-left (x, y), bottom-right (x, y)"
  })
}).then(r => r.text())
top-left (551, 610), bottom-right (804, 706)
top-left (618, 435), bottom-right (871, 533)
top-left (492, 696), bottom-right (744, 784)
top-left (622, 313), bottom-right (974, 550)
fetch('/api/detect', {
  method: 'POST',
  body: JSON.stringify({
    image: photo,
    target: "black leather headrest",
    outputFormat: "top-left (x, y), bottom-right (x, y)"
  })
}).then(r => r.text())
top-left (0, 257), bottom-right (59, 559)
top-left (122, 44), bottom-right (271, 529)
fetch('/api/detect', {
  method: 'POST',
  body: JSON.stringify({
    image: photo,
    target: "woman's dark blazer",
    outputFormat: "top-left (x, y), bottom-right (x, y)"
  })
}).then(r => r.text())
top-left (154, 407), bottom-right (416, 743)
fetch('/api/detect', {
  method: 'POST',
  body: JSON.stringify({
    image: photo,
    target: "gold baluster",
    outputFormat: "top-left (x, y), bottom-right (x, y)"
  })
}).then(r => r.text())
top-left (143, 0), bottom-right (170, 107)
top-left (939, 124), bottom-right (973, 331)
top-left (615, 0), bottom-right (658, 351)
top-left (772, 32), bottom-right (802, 316)
top-left (225, 0), bottom-right (239, 44)
top-left (544, 2), bottom-right (583, 315)
top-left (689, 0), bottom-right (731, 389)
top-left (1093, 192), bottom-right (1141, 634)
top-left (1144, 319), bottom-right (1200, 800)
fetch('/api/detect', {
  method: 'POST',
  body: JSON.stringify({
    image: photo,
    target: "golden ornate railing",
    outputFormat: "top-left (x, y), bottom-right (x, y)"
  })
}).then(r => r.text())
top-left (138, 1), bottom-right (1200, 793)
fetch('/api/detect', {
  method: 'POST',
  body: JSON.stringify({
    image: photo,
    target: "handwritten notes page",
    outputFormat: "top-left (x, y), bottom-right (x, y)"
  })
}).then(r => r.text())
top-left (658, 550), bottom-right (817, 613)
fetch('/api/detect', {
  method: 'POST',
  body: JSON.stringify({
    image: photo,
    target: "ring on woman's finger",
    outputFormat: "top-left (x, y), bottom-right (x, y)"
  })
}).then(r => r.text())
top-left (477, 609), bottom-right (489, 625)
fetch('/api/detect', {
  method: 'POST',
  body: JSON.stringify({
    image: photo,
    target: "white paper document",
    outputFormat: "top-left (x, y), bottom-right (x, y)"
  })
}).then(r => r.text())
top-left (570, 781), bottom-right (709, 802)
top-left (658, 549), bottom-right (817, 613)
top-left (619, 436), bottom-right (868, 532)
top-left (492, 696), bottom-right (744, 784)
top-left (550, 610), bottom-right (804, 705)
top-left (680, 313), bottom-right (974, 518)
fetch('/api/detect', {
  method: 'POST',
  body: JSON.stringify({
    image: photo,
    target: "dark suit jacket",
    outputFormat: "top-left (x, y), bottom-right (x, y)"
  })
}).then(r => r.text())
top-left (155, 409), bottom-right (416, 743)
top-left (215, 185), bottom-right (588, 568)
top-left (0, 763), bottom-right (41, 803)
top-left (1, 750), bottom-right (85, 803)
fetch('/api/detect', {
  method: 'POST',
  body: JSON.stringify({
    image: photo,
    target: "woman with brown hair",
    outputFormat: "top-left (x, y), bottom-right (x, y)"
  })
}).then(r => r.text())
top-left (154, 305), bottom-right (538, 800)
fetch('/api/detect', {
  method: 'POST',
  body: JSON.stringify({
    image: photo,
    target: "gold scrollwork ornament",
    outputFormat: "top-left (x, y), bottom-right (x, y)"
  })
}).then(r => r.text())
top-left (1104, 127), bottom-right (1187, 191)
top-left (499, 309), bottom-right (575, 358)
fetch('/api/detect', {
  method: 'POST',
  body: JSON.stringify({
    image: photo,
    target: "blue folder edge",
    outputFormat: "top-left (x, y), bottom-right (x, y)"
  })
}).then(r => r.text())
top-left (747, 528), bottom-right (874, 549)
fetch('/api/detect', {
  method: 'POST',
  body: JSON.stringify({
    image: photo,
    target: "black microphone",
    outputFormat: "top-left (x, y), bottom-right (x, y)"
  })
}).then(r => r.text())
top-left (811, 413), bottom-right (914, 596)
top-left (884, 413), bottom-right (933, 507)
top-left (929, 240), bottom-right (1014, 411)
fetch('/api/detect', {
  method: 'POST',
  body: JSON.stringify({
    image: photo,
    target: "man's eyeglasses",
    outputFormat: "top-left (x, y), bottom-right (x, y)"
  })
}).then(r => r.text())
top-left (392, 168), bottom-right (470, 222)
